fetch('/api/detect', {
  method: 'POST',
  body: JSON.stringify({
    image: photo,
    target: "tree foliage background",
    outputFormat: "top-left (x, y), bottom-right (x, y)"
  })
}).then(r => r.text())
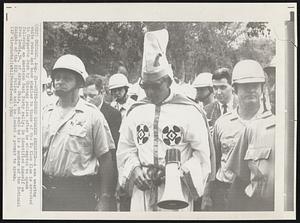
top-left (44, 22), bottom-right (275, 83)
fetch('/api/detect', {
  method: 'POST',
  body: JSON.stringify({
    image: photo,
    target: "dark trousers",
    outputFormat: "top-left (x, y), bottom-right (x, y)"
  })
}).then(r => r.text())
top-left (193, 197), bottom-right (203, 211)
top-left (246, 197), bottom-right (274, 211)
top-left (211, 180), bottom-right (231, 211)
top-left (43, 175), bottom-right (97, 211)
top-left (118, 187), bottom-right (131, 211)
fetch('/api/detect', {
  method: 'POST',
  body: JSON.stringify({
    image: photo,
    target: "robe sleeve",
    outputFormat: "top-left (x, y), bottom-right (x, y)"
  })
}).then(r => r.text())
top-left (181, 107), bottom-right (211, 199)
top-left (116, 115), bottom-right (141, 194)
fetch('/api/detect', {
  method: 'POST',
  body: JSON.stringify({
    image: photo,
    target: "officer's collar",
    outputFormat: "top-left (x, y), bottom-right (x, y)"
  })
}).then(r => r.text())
top-left (233, 105), bottom-right (269, 121)
top-left (45, 97), bottom-right (85, 112)
top-left (73, 98), bottom-right (86, 112)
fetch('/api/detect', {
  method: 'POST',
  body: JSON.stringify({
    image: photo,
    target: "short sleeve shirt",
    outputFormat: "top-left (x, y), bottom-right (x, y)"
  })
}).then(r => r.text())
top-left (213, 107), bottom-right (265, 183)
top-left (42, 98), bottom-right (115, 177)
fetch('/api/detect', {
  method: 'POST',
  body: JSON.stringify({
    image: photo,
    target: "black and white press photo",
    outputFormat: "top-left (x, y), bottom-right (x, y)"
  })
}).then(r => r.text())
top-left (42, 21), bottom-right (277, 212)
top-left (3, 3), bottom-right (296, 220)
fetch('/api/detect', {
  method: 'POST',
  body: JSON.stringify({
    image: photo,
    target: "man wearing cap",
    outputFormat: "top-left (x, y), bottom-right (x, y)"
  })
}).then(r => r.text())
top-left (209, 60), bottom-right (272, 211)
top-left (108, 72), bottom-right (137, 211)
top-left (42, 54), bottom-right (116, 211)
top-left (204, 68), bottom-right (238, 130)
top-left (117, 29), bottom-right (214, 211)
top-left (109, 73), bottom-right (136, 120)
top-left (192, 72), bottom-right (215, 107)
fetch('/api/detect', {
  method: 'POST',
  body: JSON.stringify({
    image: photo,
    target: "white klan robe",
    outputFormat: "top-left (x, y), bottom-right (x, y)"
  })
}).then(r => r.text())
top-left (117, 90), bottom-right (212, 211)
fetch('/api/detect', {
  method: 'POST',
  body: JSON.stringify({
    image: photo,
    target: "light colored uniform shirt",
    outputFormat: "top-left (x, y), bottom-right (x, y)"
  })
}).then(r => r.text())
top-left (41, 91), bottom-right (58, 109)
top-left (111, 96), bottom-right (136, 120)
top-left (42, 98), bottom-right (115, 177)
top-left (117, 90), bottom-right (211, 211)
top-left (244, 113), bottom-right (275, 202)
top-left (225, 111), bottom-right (275, 210)
top-left (213, 106), bottom-right (264, 183)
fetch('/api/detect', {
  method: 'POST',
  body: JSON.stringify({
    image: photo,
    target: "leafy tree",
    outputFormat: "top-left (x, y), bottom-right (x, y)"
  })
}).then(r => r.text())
top-left (44, 21), bottom-right (275, 84)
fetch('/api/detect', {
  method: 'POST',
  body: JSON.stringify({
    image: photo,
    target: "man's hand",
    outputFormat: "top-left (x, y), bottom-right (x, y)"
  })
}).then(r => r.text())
top-left (132, 166), bottom-right (152, 191)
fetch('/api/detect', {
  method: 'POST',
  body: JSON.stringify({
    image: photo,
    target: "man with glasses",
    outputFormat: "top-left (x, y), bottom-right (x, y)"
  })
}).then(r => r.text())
top-left (82, 74), bottom-right (121, 211)
top-left (117, 29), bottom-right (214, 211)
top-left (84, 74), bottom-right (122, 149)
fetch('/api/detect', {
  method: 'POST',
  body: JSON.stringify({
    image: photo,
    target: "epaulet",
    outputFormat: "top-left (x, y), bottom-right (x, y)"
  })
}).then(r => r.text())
top-left (42, 102), bottom-right (55, 112)
top-left (264, 114), bottom-right (275, 129)
top-left (261, 110), bottom-right (273, 119)
top-left (78, 100), bottom-right (99, 113)
top-left (225, 112), bottom-right (238, 121)
top-left (85, 101), bottom-right (100, 110)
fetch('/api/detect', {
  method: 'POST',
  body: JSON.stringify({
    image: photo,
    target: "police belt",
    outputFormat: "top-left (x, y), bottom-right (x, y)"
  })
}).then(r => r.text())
top-left (43, 174), bottom-right (93, 190)
top-left (214, 179), bottom-right (231, 189)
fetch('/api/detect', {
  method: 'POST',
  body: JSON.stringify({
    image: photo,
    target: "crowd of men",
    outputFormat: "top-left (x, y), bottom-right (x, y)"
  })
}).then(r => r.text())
top-left (42, 29), bottom-right (275, 212)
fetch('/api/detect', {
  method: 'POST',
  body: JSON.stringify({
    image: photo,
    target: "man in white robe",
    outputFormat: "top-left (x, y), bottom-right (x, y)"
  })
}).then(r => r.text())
top-left (116, 29), bottom-right (215, 211)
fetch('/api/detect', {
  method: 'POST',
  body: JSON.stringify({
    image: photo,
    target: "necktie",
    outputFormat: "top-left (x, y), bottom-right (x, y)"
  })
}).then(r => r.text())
top-left (222, 103), bottom-right (228, 114)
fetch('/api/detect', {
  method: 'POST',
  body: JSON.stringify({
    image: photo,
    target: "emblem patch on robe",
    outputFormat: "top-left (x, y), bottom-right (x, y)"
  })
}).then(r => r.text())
top-left (136, 124), bottom-right (150, 145)
top-left (162, 125), bottom-right (182, 146)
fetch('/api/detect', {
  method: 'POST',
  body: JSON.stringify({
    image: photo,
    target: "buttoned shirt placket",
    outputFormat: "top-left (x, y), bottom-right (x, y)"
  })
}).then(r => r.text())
top-left (44, 107), bottom-right (77, 176)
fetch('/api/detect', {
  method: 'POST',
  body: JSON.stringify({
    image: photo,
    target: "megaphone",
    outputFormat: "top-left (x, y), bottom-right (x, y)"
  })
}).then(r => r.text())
top-left (157, 148), bottom-right (189, 209)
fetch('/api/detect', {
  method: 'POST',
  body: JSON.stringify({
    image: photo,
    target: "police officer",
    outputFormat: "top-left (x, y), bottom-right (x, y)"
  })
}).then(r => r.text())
top-left (226, 112), bottom-right (275, 211)
top-left (210, 59), bottom-right (269, 211)
top-left (42, 54), bottom-right (116, 211)
top-left (108, 73), bottom-right (137, 211)
top-left (109, 73), bottom-right (136, 119)
top-left (192, 72), bottom-right (214, 107)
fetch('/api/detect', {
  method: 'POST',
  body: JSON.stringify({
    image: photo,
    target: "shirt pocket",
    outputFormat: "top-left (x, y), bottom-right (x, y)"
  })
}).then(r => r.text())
top-left (220, 138), bottom-right (236, 162)
top-left (66, 126), bottom-right (91, 154)
top-left (244, 147), bottom-right (271, 196)
top-left (244, 147), bottom-right (271, 161)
